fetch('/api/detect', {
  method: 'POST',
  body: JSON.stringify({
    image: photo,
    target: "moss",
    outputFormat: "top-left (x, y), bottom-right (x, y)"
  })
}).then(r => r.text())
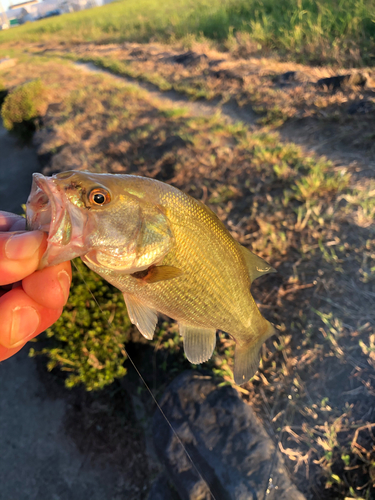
top-left (1, 79), bottom-right (48, 131)
top-left (0, 77), bottom-right (8, 107)
top-left (29, 259), bottom-right (132, 391)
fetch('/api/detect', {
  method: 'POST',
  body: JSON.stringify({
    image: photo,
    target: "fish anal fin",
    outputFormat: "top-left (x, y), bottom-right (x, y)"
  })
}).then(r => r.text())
top-left (239, 245), bottom-right (276, 282)
top-left (123, 293), bottom-right (158, 340)
top-left (143, 265), bottom-right (183, 284)
top-left (180, 324), bottom-right (217, 364)
top-left (234, 322), bottom-right (276, 385)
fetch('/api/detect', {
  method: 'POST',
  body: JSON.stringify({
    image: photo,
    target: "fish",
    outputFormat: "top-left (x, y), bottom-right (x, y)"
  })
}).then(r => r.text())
top-left (26, 170), bottom-right (277, 384)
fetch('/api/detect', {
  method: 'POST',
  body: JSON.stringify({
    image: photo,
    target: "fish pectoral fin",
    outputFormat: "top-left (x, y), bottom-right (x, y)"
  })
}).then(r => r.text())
top-left (143, 265), bottom-right (183, 284)
top-left (239, 245), bottom-right (276, 282)
top-left (179, 324), bottom-right (217, 364)
top-left (234, 322), bottom-right (276, 385)
top-left (123, 293), bottom-right (158, 340)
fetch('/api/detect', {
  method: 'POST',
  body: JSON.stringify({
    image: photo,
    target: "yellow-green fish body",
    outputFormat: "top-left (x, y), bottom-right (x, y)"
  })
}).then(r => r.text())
top-left (26, 171), bottom-right (276, 384)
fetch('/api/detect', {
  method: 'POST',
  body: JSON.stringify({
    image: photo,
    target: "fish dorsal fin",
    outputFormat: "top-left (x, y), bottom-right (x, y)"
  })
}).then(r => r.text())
top-left (123, 293), bottom-right (158, 340)
top-left (131, 265), bottom-right (183, 283)
top-left (239, 245), bottom-right (276, 282)
top-left (179, 324), bottom-right (217, 364)
top-left (234, 321), bottom-right (275, 385)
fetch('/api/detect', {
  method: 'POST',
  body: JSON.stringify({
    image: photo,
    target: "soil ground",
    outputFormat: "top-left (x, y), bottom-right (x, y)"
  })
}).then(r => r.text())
top-left (0, 43), bottom-right (374, 500)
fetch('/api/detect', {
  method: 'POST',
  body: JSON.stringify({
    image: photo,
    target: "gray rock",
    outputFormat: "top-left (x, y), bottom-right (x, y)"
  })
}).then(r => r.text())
top-left (153, 371), bottom-right (305, 500)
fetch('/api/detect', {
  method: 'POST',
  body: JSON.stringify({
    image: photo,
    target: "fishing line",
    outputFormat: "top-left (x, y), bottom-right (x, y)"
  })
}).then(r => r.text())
top-left (261, 370), bottom-right (295, 500)
top-left (72, 260), bottom-right (218, 500)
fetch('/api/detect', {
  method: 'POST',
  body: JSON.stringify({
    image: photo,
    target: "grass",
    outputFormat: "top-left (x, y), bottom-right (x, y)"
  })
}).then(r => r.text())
top-left (341, 181), bottom-right (375, 228)
top-left (1, 79), bottom-right (48, 130)
top-left (1, 0), bottom-right (375, 66)
top-left (33, 43), bottom-right (375, 155)
top-left (78, 56), bottom-right (174, 92)
top-left (2, 56), bottom-right (375, 499)
top-left (30, 259), bottom-right (132, 391)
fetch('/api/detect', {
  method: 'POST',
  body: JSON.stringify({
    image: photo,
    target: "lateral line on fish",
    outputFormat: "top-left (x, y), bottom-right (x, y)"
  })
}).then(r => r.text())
top-left (72, 260), bottom-right (218, 500)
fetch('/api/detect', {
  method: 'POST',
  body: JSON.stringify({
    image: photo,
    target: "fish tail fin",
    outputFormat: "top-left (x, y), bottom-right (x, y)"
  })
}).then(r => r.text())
top-left (234, 321), bottom-right (276, 385)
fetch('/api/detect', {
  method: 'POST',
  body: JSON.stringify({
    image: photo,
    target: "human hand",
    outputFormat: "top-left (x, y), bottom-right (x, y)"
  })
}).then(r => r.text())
top-left (0, 211), bottom-right (72, 361)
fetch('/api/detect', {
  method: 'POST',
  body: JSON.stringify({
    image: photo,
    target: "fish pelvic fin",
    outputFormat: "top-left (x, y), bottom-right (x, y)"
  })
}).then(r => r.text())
top-left (239, 245), bottom-right (276, 282)
top-left (123, 293), bottom-right (158, 340)
top-left (179, 324), bottom-right (217, 364)
top-left (234, 321), bottom-right (276, 385)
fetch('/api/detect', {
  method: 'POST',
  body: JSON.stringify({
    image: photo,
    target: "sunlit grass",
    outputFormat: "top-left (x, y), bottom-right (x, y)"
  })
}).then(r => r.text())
top-left (1, 0), bottom-right (375, 65)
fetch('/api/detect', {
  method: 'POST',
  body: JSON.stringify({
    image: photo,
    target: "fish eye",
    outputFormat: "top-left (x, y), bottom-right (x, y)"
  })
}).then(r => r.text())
top-left (88, 188), bottom-right (111, 206)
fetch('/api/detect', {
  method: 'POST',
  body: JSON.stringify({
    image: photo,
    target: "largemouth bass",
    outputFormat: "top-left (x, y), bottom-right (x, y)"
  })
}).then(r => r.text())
top-left (26, 171), bottom-right (276, 384)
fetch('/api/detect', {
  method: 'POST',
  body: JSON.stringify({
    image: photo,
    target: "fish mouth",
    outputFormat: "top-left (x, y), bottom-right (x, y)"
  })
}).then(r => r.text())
top-left (26, 172), bottom-right (87, 268)
top-left (26, 173), bottom-right (71, 244)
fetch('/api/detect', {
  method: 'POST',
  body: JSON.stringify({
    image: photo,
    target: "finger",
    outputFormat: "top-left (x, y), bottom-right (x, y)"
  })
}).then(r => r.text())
top-left (0, 287), bottom-right (63, 350)
top-left (22, 261), bottom-right (72, 309)
top-left (0, 343), bottom-right (25, 362)
top-left (0, 211), bottom-right (25, 232)
top-left (11, 218), bottom-right (27, 231)
top-left (0, 231), bottom-right (47, 286)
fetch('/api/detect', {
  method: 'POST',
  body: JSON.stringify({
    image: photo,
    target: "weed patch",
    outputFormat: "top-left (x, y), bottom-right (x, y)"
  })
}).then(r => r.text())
top-left (30, 259), bottom-right (131, 391)
top-left (1, 79), bottom-right (49, 141)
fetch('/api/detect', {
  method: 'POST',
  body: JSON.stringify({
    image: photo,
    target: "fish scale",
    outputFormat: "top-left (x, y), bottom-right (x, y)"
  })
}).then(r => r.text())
top-left (101, 202), bottom-right (249, 331)
top-left (26, 170), bottom-right (277, 384)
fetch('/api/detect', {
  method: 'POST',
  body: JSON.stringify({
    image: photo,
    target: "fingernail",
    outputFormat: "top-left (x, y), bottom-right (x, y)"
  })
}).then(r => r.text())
top-left (9, 306), bottom-right (40, 347)
top-left (5, 231), bottom-right (44, 260)
top-left (58, 270), bottom-right (71, 304)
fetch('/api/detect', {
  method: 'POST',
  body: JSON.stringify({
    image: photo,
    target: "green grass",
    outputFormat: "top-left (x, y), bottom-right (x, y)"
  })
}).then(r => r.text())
top-left (1, 79), bottom-right (48, 130)
top-left (1, 0), bottom-right (375, 65)
top-left (79, 55), bottom-right (173, 91)
top-left (29, 259), bottom-right (132, 391)
top-left (75, 54), bottom-right (216, 99)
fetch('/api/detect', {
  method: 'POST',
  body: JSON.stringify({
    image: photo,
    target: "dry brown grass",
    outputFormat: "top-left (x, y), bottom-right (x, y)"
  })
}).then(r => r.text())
top-left (22, 40), bottom-right (375, 159)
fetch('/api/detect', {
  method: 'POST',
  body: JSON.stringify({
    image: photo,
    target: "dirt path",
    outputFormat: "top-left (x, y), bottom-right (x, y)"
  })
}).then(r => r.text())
top-left (75, 61), bottom-right (259, 125)
top-left (74, 62), bottom-right (375, 183)
top-left (0, 124), bottom-right (141, 500)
